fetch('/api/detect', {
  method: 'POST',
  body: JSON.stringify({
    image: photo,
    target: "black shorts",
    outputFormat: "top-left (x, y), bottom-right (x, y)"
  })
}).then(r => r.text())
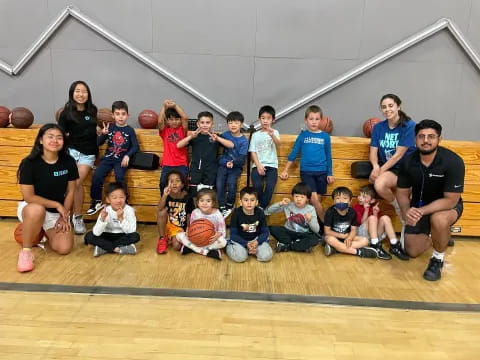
top-left (300, 171), bottom-right (327, 195)
top-left (379, 162), bottom-right (399, 176)
top-left (189, 164), bottom-right (217, 186)
top-left (405, 200), bottom-right (463, 235)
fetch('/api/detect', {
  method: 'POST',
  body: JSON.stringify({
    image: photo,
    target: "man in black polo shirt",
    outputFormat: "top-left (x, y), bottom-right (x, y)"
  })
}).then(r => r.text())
top-left (396, 119), bottom-right (464, 281)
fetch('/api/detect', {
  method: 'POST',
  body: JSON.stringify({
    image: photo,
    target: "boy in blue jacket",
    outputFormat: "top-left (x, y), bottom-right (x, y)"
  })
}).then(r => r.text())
top-left (280, 105), bottom-right (334, 221)
top-left (226, 186), bottom-right (273, 263)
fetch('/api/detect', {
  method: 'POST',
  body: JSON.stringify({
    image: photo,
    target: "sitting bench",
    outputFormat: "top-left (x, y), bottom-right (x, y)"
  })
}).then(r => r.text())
top-left (0, 127), bottom-right (478, 236)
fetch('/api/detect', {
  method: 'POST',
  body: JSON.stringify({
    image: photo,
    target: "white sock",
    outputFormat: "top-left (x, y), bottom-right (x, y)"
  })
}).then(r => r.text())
top-left (371, 237), bottom-right (379, 245)
top-left (390, 238), bottom-right (398, 245)
top-left (432, 250), bottom-right (444, 261)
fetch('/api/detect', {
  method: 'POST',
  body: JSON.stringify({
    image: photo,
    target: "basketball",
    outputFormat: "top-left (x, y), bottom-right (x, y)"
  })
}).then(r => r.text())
top-left (319, 116), bottom-right (333, 133)
top-left (187, 219), bottom-right (215, 247)
top-left (0, 106), bottom-right (10, 127)
top-left (363, 117), bottom-right (381, 138)
top-left (97, 108), bottom-right (114, 126)
top-left (138, 109), bottom-right (158, 129)
top-left (55, 107), bottom-right (64, 122)
top-left (14, 223), bottom-right (45, 247)
top-left (11, 107), bottom-right (34, 128)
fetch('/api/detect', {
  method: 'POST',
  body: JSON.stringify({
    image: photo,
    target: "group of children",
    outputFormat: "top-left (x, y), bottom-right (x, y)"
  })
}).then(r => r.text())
top-left (120, 100), bottom-right (407, 262)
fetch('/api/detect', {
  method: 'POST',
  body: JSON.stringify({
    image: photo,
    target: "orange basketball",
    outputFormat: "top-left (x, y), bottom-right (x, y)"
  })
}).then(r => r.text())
top-left (319, 116), bottom-right (333, 133)
top-left (138, 109), bottom-right (158, 129)
top-left (97, 108), bottom-right (114, 126)
top-left (11, 107), bottom-right (34, 128)
top-left (14, 223), bottom-right (45, 247)
top-left (187, 219), bottom-right (215, 247)
top-left (363, 117), bottom-right (381, 138)
top-left (0, 106), bottom-right (10, 127)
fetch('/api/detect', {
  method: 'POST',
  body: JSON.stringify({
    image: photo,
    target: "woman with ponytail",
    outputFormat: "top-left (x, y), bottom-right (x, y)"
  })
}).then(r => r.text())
top-left (369, 94), bottom-right (416, 226)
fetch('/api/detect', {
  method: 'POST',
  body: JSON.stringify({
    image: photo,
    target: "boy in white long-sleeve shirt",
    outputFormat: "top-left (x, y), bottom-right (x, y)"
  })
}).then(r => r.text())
top-left (84, 182), bottom-right (140, 256)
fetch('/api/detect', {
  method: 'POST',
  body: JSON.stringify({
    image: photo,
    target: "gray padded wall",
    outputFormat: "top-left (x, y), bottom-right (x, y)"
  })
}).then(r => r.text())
top-left (1, 0), bottom-right (479, 139)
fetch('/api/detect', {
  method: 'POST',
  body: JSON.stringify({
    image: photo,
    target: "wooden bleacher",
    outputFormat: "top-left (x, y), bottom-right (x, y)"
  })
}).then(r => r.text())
top-left (0, 127), bottom-right (479, 236)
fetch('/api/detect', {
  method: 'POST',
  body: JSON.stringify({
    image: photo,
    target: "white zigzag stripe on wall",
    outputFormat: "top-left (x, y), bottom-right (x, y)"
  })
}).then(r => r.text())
top-left (1, 6), bottom-right (480, 128)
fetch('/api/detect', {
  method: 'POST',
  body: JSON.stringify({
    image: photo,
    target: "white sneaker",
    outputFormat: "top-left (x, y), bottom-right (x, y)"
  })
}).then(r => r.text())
top-left (221, 206), bottom-right (233, 219)
top-left (196, 183), bottom-right (213, 191)
top-left (73, 215), bottom-right (86, 235)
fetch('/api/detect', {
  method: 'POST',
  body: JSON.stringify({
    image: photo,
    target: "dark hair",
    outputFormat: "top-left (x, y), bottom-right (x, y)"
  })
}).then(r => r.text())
top-left (240, 186), bottom-right (258, 199)
top-left (415, 119), bottom-right (442, 136)
top-left (380, 94), bottom-right (411, 127)
top-left (331, 186), bottom-right (353, 200)
top-left (112, 100), bottom-right (128, 113)
top-left (64, 80), bottom-right (97, 123)
top-left (17, 123), bottom-right (70, 181)
top-left (226, 111), bottom-right (244, 123)
top-left (166, 169), bottom-right (187, 191)
top-left (258, 105), bottom-right (275, 119)
top-left (165, 108), bottom-right (180, 119)
top-left (195, 188), bottom-right (218, 208)
top-left (305, 105), bottom-right (323, 119)
top-left (359, 184), bottom-right (377, 199)
top-left (106, 182), bottom-right (127, 197)
top-left (197, 111), bottom-right (213, 121)
top-left (291, 182), bottom-right (312, 199)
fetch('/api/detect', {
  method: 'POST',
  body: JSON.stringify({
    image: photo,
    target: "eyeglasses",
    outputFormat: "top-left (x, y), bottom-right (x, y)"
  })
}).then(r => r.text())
top-left (416, 134), bottom-right (439, 140)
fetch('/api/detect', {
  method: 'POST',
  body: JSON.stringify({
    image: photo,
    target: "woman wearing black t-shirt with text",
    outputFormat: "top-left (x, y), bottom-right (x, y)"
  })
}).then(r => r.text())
top-left (17, 124), bottom-right (79, 272)
top-left (58, 81), bottom-right (98, 235)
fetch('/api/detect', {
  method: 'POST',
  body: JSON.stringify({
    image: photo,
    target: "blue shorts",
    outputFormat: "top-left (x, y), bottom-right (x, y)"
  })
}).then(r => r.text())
top-left (69, 148), bottom-right (96, 167)
top-left (300, 171), bottom-right (327, 195)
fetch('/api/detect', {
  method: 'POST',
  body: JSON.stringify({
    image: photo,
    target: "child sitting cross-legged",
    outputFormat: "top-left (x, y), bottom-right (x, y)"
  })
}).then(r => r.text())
top-left (353, 184), bottom-right (409, 261)
top-left (225, 186), bottom-right (273, 263)
top-left (84, 182), bottom-right (140, 256)
top-left (323, 186), bottom-right (377, 258)
top-left (265, 182), bottom-right (320, 253)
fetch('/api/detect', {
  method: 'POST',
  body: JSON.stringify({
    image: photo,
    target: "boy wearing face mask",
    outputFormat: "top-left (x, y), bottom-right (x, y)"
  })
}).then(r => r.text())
top-left (323, 186), bottom-right (378, 258)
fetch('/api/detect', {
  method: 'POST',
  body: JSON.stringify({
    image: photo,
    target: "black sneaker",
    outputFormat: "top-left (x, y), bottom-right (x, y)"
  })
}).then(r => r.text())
top-left (448, 238), bottom-right (455, 247)
top-left (423, 257), bottom-right (444, 281)
top-left (373, 243), bottom-right (392, 260)
top-left (86, 200), bottom-right (104, 216)
top-left (180, 245), bottom-right (194, 255)
top-left (207, 249), bottom-right (222, 260)
top-left (275, 242), bottom-right (289, 253)
top-left (390, 242), bottom-right (409, 261)
top-left (357, 247), bottom-right (377, 258)
top-left (324, 243), bottom-right (337, 257)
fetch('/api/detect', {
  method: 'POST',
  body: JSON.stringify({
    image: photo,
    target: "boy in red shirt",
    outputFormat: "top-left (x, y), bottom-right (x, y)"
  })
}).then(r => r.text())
top-left (353, 184), bottom-right (408, 260)
top-left (158, 100), bottom-right (189, 193)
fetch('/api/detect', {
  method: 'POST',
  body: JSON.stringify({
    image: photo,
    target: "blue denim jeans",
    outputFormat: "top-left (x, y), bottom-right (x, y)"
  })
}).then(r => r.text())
top-left (91, 158), bottom-right (128, 200)
top-left (251, 166), bottom-right (278, 209)
top-left (216, 166), bottom-right (242, 207)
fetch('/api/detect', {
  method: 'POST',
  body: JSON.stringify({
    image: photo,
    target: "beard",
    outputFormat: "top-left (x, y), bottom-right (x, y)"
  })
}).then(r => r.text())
top-left (418, 145), bottom-right (437, 155)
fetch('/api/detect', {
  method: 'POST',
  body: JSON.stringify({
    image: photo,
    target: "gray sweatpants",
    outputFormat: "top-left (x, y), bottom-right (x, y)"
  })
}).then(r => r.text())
top-left (226, 240), bottom-right (273, 263)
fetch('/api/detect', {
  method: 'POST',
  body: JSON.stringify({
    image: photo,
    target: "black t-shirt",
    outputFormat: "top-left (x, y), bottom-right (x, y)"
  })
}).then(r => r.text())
top-left (166, 193), bottom-right (195, 230)
top-left (397, 147), bottom-right (464, 207)
top-left (19, 155), bottom-right (79, 212)
top-left (324, 207), bottom-right (358, 234)
top-left (230, 207), bottom-right (267, 242)
top-left (190, 133), bottom-right (219, 169)
top-left (58, 108), bottom-right (98, 155)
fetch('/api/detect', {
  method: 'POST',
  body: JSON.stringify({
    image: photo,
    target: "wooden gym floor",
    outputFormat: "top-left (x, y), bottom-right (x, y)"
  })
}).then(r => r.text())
top-left (1, 219), bottom-right (480, 359)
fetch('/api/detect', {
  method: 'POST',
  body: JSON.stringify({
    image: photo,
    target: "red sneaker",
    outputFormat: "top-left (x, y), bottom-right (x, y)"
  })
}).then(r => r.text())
top-left (156, 235), bottom-right (168, 254)
top-left (17, 249), bottom-right (34, 272)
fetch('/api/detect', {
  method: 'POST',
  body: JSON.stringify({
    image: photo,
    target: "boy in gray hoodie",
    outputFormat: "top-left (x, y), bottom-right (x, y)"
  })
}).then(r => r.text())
top-left (265, 182), bottom-right (320, 252)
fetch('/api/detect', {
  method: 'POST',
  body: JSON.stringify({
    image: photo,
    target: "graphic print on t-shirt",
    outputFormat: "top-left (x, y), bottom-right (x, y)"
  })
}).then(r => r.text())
top-left (167, 131), bottom-right (180, 144)
top-left (107, 130), bottom-right (130, 159)
top-left (240, 221), bottom-right (260, 233)
top-left (379, 132), bottom-right (399, 161)
top-left (286, 211), bottom-right (309, 232)
top-left (168, 200), bottom-right (187, 228)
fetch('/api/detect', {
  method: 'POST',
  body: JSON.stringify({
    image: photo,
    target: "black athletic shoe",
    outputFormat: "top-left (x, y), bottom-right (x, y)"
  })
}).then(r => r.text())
top-left (357, 247), bottom-right (377, 258)
top-left (390, 242), bottom-right (410, 261)
top-left (373, 243), bottom-right (392, 260)
top-left (180, 245), bottom-right (194, 255)
top-left (275, 242), bottom-right (289, 253)
top-left (448, 238), bottom-right (455, 247)
top-left (86, 200), bottom-right (104, 216)
top-left (207, 249), bottom-right (222, 260)
top-left (324, 243), bottom-right (337, 257)
top-left (423, 257), bottom-right (444, 281)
